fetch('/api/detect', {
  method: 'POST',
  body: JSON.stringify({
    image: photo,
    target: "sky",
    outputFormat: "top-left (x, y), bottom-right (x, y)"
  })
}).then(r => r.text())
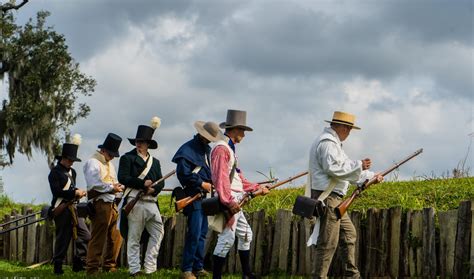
top-left (1, 0), bottom-right (473, 204)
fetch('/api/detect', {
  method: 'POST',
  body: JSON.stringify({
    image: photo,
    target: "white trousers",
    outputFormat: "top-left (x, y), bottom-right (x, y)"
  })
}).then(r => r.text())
top-left (213, 192), bottom-right (253, 257)
top-left (127, 200), bottom-right (164, 274)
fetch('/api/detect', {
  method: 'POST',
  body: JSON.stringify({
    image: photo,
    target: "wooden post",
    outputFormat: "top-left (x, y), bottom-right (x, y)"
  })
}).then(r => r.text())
top-left (438, 209), bottom-right (458, 277)
top-left (291, 218), bottom-right (298, 275)
top-left (3, 215), bottom-right (10, 260)
top-left (399, 210), bottom-right (411, 277)
top-left (454, 201), bottom-right (472, 278)
top-left (262, 216), bottom-right (274, 275)
top-left (270, 209), bottom-right (292, 272)
top-left (25, 208), bottom-right (36, 264)
top-left (162, 215), bottom-right (176, 268)
top-left (9, 210), bottom-right (17, 261)
top-left (365, 208), bottom-right (379, 277)
top-left (299, 218), bottom-right (312, 276)
top-left (172, 213), bottom-right (186, 268)
top-left (252, 210), bottom-right (266, 275)
top-left (409, 210), bottom-right (423, 276)
top-left (389, 207), bottom-right (402, 277)
top-left (378, 209), bottom-right (389, 276)
top-left (350, 211), bottom-right (362, 270)
top-left (422, 208), bottom-right (436, 278)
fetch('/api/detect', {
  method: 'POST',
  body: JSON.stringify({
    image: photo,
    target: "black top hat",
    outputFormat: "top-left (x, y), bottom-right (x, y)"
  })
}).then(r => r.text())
top-left (128, 125), bottom-right (158, 149)
top-left (98, 133), bottom-right (122, 157)
top-left (55, 143), bottom-right (81, 162)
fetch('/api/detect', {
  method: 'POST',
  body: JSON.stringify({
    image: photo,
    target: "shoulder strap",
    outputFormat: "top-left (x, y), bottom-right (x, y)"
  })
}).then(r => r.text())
top-left (138, 155), bottom-right (153, 179)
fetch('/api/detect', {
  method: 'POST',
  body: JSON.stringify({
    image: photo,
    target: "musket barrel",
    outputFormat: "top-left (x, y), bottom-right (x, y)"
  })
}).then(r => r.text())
top-left (335, 148), bottom-right (423, 219)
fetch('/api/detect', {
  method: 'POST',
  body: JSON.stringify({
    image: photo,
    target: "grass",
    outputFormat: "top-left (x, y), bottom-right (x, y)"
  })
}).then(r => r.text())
top-left (2, 177), bottom-right (473, 219)
top-left (0, 260), bottom-right (304, 278)
top-left (158, 177), bottom-right (474, 217)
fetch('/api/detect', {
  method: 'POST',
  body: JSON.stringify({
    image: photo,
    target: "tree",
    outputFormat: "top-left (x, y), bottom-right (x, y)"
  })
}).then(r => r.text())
top-left (0, 1), bottom-right (95, 165)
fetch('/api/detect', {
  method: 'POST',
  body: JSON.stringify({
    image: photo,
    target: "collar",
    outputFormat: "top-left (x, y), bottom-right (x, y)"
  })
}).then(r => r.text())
top-left (57, 162), bottom-right (71, 172)
top-left (224, 134), bottom-right (236, 153)
top-left (322, 127), bottom-right (342, 146)
top-left (92, 151), bottom-right (108, 164)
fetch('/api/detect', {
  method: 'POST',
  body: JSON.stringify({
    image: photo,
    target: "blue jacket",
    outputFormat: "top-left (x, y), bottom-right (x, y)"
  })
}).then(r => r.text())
top-left (172, 135), bottom-right (211, 200)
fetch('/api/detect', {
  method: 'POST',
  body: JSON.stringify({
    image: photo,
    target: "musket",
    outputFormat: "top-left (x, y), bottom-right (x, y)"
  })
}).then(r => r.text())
top-left (335, 148), bottom-right (423, 219)
top-left (123, 169), bottom-right (176, 216)
top-left (173, 178), bottom-right (279, 212)
top-left (239, 171), bottom-right (308, 208)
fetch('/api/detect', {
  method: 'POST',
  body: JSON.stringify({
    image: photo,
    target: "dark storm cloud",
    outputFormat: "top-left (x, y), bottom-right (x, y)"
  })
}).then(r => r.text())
top-left (14, 0), bottom-right (194, 60)
top-left (186, 1), bottom-right (472, 99)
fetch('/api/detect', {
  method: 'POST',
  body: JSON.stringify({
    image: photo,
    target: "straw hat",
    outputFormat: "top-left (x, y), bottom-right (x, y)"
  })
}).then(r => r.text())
top-left (325, 111), bottom-right (361, 130)
top-left (194, 121), bottom-right (226, 142)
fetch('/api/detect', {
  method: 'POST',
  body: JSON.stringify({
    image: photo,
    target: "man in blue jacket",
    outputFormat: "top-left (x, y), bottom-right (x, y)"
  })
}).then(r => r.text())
top-left (172, 121), bottom-right (224, 279)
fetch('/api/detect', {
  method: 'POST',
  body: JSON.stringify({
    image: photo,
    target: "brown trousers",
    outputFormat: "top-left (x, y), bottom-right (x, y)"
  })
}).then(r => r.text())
top-left (311, 190), bottom-right (360, 279)
top-left (86, 200), bottom-right (122, 273)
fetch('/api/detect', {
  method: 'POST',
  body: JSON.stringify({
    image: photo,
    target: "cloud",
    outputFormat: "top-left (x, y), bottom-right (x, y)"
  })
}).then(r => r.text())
top-left (2, 0), bottom-right (472, 203)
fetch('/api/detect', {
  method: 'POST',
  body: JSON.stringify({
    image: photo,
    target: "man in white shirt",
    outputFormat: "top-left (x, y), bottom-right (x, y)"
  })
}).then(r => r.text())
top-left (309, 111), bottom-right (383, 279)
top-left (84, 133), bottom-right (124, 275)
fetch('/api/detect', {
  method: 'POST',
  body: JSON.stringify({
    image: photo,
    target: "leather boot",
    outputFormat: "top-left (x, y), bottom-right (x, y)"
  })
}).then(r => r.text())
top-left (212, 255), bottom-right (226, 279)
top-left (53, 261), bottom-right (64, 275)
top-left (239, 250), bottom-right (256, 279)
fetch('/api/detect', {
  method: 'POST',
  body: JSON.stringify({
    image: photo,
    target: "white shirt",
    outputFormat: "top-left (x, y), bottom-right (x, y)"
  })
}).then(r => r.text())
top-left (83, 153), bottom-right (117, 203)
top-left (309, 127), bottom-right (374, 196)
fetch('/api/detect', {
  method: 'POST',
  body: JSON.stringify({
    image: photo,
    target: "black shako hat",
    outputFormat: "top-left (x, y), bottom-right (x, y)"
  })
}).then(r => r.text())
top-left (128, 117), bottom-right (161, 150)
top-left (98, 133), bottom-right (122, 157)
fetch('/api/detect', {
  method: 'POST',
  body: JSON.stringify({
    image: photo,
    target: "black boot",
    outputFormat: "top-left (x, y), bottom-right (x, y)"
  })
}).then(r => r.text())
top-left (53, 261), bottom-right (64, 275)
top-left (72, 256), bottom-right (85, 272)
top-left (212, 255), bottom-right (226, 279)
top-left (239, 250), bottom-right (256, 279)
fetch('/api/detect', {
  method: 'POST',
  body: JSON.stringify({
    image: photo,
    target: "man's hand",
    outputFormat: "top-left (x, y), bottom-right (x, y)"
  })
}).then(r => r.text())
top-left (112, 183), bottom-right (124, 193)
top-left (145, 187), bottom-right (155, 195)
top-left (228, 202), bottom-right (241, 215)
top-left (361, 158), bottom-right (372, 170)
top-left (373, 173), bottom-right (384, 184)
top-left (260, 185), bottom-right (270, 196)
top-left (144, 180), bottom-right (153, 188)
top-left (201, 182), bottom-right (212, 193)
top-left (75, 189), bottom-right (87, 198)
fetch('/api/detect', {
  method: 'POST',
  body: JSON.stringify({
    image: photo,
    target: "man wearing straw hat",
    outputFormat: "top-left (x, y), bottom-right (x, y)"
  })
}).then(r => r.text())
top-left (307, 111), bottom-right (383, 278)
top-left (172, 121), bottom-right (225, 279)
top-left (48, 135), bottom-right (90, 275)
top-left (211, 109), bottom-right (269, 279)
top-left (118, 117), bottom-right (165, 276)
top-left (83, 133), bottom-right (124, 275)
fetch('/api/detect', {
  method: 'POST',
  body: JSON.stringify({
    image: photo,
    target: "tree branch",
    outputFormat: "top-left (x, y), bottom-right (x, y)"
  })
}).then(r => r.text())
top-left (1, 0), bottom-right (29, 13)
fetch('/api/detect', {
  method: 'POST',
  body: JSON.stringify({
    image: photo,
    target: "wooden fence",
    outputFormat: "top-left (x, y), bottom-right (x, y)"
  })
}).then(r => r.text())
top-left (0, 201), bottom-right (473, 277)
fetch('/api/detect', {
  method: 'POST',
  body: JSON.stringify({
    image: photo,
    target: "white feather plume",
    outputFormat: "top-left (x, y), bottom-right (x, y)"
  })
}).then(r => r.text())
top-left (150, 116), bottom-right (161, 130)
top-left (71, 134), bottom-right (82, 146)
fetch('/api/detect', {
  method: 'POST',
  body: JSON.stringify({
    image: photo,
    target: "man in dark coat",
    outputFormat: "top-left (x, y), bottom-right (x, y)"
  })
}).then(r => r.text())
top-left (172, 121), bottom-right (224, 279)
top-left (118, 117), bottom-right (165, 276)
top-left (49, 135), bottom-right (90, 275)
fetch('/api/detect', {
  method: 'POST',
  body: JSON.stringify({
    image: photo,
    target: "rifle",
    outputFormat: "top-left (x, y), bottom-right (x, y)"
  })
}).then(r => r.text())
top-left (122, 170), bottom-right (176, 216)
top-left (174, 178), bottom-right (278, 212)
top-left (335, 148), bottom-right (423, 219)
top-left (238, 171), bottom-right (308, 208)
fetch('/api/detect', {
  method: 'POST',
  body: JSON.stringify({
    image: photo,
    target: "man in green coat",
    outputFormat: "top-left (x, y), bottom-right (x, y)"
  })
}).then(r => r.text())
top-left (118, 117), bottom-right (165, 277)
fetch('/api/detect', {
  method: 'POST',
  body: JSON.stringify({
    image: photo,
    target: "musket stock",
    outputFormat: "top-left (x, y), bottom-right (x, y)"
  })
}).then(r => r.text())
top-left (175, 193), bottom-right (202, 212)
top-left (334, 148), bottom-right (423, 219)
top-left (123, 169), bottom-right (176, 216)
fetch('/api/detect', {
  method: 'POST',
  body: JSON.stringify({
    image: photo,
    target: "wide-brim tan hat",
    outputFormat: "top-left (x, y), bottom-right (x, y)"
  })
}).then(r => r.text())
top-left (325, 111), bottom-right (361, 130)
top-left (194, 121), bottom-right (226, 142)
top-left (219, 109), bottom-right (253, 131)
